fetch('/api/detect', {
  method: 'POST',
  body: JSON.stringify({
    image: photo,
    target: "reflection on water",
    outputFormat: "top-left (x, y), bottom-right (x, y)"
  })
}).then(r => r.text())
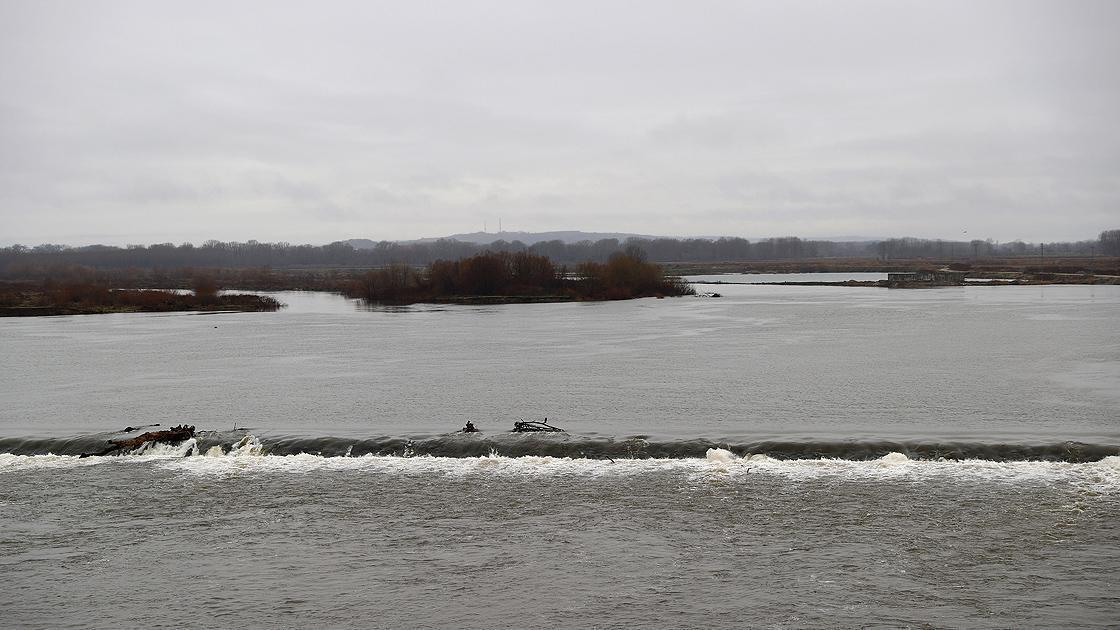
top-left (224, 289), bottom-right (364, 314)
top-left (688, 272), bottom-right (888, 283)
top-left (226, 290), bottom-right (464, 315)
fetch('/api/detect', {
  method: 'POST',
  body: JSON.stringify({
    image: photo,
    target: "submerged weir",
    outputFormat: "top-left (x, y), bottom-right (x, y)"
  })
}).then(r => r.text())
top-left (2, 430), bottom-right (1118, 464)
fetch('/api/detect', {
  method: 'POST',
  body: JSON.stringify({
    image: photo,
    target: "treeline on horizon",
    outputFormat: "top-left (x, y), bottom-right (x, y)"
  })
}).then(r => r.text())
top-left (3, 230), bottom-right (1117, 274)
top-left (347, 248), bottom-right (692, 302)
top-left (2, 235), bottom-right (855, 271)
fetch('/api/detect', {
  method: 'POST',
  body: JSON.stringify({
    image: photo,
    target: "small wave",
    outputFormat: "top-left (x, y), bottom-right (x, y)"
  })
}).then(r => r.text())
top-left (204, 435), bottom-right (263, 457)
top-left (0, 437), bottom-right (199, 471)
top-left (878, 451), bottom-right (911, 466)
top-left (0, 453), bottom-right (103, 472)
top-left (130, 438), bottom-right (198, 457)
top-left (705, 447), bottom-right (738, 463)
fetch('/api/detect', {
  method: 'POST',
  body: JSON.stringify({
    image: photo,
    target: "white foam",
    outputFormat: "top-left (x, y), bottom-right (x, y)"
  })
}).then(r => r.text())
top-left (149, 451), bottom-right (1120, 493)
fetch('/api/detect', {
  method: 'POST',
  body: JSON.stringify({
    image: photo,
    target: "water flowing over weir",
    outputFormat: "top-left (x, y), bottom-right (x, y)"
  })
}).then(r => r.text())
top-left (3, 434), bottom-right (1120, 492)
top-left (2, 431), bottom-right (1118, 463)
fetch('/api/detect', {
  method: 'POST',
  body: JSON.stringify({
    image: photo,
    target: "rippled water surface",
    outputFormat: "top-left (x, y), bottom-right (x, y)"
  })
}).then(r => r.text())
top-left (2, 283), bottom-right (1118, 440)
top-left (2, 283), bottom-right (1118, 628)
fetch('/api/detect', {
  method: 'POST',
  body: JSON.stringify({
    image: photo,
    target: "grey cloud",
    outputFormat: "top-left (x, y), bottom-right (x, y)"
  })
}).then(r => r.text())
top-left (1, 0), bottom-right (1117, 245)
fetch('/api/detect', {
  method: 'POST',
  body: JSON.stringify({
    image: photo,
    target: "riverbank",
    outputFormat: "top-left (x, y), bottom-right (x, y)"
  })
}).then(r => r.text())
top-left (664, 256), bottom-right (1120, 277)
top-left (692, 274), bottom-right (1120, 289)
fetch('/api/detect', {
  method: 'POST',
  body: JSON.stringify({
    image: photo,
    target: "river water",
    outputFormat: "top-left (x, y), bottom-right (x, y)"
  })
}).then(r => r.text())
top-left (2, 279), bottom-right (1118, 628)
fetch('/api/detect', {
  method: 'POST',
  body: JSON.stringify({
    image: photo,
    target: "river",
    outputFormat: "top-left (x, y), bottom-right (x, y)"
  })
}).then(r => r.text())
top-left (1, 279), bottom-right (1117, 627)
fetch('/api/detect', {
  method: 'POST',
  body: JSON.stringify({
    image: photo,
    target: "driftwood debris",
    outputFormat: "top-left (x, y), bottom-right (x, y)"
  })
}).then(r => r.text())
top-left (512, 418), bottom-right (564, 433)
top-left (80, 424), bottom-right (196, 458)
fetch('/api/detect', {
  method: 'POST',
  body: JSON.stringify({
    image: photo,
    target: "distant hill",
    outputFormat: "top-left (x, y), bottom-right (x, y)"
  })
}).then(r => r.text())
top-left (344, 238), bottom-right (379, 249)
top-left (345, 231), bottom-right (658, 249)
top-left (418, 230), bottom-right (663, 245)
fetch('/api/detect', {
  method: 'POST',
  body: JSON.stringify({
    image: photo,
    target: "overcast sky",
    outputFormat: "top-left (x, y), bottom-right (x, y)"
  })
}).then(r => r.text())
top-left (1, 0), bottom-right (1117, 246)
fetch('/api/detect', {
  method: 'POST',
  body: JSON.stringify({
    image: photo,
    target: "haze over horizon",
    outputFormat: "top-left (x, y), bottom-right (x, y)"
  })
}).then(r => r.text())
top-left (2, 0), bottom-right (1117, 247)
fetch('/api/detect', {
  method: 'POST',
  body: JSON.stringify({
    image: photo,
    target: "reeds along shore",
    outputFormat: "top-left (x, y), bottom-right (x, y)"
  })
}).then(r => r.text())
top-left (0, 281), bottom-right (281, 316)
